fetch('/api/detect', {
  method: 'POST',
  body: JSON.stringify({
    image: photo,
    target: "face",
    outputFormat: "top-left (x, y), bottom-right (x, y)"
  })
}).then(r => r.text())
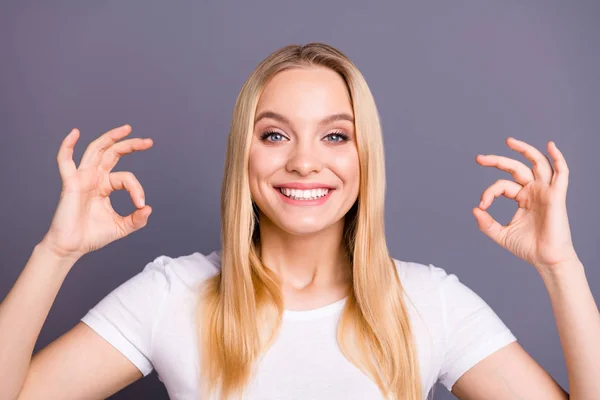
top-left (248, 66), bottom-right (360, 236)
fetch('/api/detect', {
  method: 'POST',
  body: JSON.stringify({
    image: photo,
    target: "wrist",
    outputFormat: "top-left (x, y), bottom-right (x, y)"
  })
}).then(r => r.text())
top-left (537, 257), bottom-right (585, 285)
top-left (35, 239), bottom-right (82, 267)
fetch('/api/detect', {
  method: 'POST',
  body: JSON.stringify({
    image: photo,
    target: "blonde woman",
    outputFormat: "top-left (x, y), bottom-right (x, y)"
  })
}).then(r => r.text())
top-left (2, 43), bottom-right (597, 400)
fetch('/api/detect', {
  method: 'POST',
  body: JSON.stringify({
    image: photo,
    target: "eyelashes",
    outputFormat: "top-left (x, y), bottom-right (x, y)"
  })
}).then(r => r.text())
top-left (258, 131), bottom-right (283, 141)
top-left (259, 130), bottom-right (350, 143)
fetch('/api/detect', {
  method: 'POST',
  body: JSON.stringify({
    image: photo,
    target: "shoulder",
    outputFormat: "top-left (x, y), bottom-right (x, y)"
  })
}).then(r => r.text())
top-left (149, 249), bottom-right (222, 292)
top-left (392, 257), bottom-right (454, 295)
top-left (392, 257), bottom-right (489, 314)
top-left (83, 250), bottom-right (222, 316)
top-left (391, 257), bottom-right (489, 332)
top-left (389, 258), bottom-right (450, 330)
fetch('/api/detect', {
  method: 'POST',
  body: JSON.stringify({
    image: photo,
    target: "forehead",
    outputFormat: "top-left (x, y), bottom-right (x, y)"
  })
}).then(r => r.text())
top-left (255, 66), bottom-right (353, 119)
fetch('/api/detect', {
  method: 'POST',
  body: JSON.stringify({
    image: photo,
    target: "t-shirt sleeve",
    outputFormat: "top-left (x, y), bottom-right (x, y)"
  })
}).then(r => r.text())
top-left (80, 255), bottom-right (172, 377)
top-left (432, 264), bottom-right (517, 391)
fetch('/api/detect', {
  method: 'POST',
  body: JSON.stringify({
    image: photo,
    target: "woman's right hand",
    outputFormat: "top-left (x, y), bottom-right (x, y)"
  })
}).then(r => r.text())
top-left (40, 124), bottom-right (154, 261)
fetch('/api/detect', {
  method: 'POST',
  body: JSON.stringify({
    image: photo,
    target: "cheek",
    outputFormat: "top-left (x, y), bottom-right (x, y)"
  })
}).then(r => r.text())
top-left (332, 149), bottom-right (360, 183)
top-left (247, 147), bottom-right (264, 199)
top-left (248, 146), bottom-right (286, 187)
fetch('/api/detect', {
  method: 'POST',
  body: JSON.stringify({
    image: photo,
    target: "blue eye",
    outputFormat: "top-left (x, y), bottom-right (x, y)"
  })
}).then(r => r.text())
top-left (259, 131), bottom-right (287, 142)
top-left (325, 131), bottom-right (350, 143)
top-left (258, 130), bottom-right (350, 143)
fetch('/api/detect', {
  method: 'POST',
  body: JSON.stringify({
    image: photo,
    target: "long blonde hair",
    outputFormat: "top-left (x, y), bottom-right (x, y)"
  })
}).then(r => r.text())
top-left (197, 43), bottom-right (422, 400)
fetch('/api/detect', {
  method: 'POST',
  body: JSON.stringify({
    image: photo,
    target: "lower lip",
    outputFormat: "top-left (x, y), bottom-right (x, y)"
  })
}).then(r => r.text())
top-left (275, 188), bottom-right (334, 206)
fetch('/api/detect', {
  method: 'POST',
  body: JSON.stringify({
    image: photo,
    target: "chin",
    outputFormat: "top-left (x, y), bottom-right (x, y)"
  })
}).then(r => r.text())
top-left (265, 213), bottom-right (336, 237)
top-left (279, 217), bottom-right (330, 235)
top-left (283, 225), bottom-right (330, 237)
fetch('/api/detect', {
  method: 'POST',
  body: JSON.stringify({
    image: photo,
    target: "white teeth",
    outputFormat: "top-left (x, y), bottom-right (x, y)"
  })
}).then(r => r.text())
top-left (279, 187), bottom-right (330, 200)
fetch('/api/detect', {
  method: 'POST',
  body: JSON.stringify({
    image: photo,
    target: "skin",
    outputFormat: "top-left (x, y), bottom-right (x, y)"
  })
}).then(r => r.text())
top-left (8, 59), bottom-right (586, 400)
top-left (247, 68), bottom-right (584, 399)
top-left (248, 66), bottom-right (359, 311)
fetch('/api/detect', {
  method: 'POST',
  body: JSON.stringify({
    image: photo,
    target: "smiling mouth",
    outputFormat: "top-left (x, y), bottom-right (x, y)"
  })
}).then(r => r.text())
top-left (276, 187), bottom-right (331, 201)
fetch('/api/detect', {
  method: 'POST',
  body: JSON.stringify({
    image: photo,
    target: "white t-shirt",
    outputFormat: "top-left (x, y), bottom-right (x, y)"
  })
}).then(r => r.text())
top-left (81, 250), bottom-right (517, 399)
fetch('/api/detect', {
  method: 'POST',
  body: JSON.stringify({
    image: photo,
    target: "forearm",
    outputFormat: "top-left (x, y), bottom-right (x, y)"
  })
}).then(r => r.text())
top-left (0, 242), bottom-right (76, 400)
top-left (540, 260), bottom-right (600, 400)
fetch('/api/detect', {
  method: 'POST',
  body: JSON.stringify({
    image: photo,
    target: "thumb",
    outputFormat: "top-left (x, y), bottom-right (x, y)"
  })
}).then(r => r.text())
top-left (472, 207), bottom-right (504, 246)
top-left (121, 205), bottom-right (152, 236)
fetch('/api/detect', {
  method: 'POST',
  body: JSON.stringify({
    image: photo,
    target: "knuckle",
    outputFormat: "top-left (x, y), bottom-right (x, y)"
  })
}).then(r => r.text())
top-left (116, 221), bottom-right (129, 237)
top-left (88, 137), bottom-right (101, 148)
top-left (103, 146), bottom-right (116, 159)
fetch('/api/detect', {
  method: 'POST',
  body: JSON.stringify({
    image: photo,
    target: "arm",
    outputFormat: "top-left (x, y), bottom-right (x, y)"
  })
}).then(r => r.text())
top-left (451, 259), bottom-right (599, 399)
top-left (540, 260), bottom-right (599, 399)
top-left (2, 124), bottom-right (154, 399)
top-left (462, 138), bottom-right (599, 399)
top-left (0, 243), bottom-right (74, 399)
top-left (451, 340), bottom-right (568, 399)
top-left (0, 242), bottom-right (143, 400)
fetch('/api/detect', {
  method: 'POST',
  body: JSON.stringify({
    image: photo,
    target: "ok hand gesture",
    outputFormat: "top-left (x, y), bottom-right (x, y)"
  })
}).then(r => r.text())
top-left (41, 124), bottom-right (153, 262)
top-left (473, 137), bottom-right (579, 274)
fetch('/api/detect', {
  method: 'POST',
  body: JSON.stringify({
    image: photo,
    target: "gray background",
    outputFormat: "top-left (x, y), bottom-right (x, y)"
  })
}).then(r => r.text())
top-left (1, 1), bottom-right (599, 399)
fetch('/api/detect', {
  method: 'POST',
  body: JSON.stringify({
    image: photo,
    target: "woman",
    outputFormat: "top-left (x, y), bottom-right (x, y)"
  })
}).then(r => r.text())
top-left (2, 43), bottom-right (596, 399)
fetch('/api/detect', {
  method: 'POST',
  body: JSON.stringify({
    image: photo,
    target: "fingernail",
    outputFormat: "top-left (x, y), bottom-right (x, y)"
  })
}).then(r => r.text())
top-left (140, 197), bottom-right (145, 207)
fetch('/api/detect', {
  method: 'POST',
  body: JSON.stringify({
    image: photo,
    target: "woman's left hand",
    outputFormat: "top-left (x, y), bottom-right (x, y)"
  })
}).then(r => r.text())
top-left (472, 137), bottom-right (579, 275)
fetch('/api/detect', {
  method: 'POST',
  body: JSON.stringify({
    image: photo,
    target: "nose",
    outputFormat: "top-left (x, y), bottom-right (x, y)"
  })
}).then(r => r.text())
top-left (285, 139), bottom-right (322, 176)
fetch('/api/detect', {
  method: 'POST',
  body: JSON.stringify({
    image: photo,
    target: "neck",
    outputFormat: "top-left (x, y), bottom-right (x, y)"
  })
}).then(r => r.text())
top-left (257, 214), bottom-right (351, 292)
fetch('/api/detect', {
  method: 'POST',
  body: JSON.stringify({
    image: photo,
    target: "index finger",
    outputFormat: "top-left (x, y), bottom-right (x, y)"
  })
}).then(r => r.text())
top-left (476, 154), bottom-right (534, 187)
top-left (79, 124), bottom-right (133, 169)
top-left (100, 137), bottom-right (154, 172)
top-left (506, 137), bottom-right (553, 183)
top-left (57, 128), bottom-right (80, 181)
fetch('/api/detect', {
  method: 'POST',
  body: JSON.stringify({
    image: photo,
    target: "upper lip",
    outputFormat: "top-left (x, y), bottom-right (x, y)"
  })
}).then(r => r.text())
top-left (275, 182), bottom-right (335, 190)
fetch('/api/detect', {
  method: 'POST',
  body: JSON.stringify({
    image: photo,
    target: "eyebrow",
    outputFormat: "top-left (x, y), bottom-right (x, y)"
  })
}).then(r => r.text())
top-left (254, 111), bottom-right (354, 126)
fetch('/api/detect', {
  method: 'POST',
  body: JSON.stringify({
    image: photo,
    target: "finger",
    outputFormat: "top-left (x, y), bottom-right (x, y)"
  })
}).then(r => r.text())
top-left (109, 171), bottom-right (147, 209)
top-left (79, 124), bottom-right (133, 169)
top-left (475, 154), bottom-right (534, 187)
top-left (479, 179), bottom-right (523, 209)
top-left (548, 141), bottom-right (569, 191)
top-left (57, 128), bottom-right (80, 182)
top-left (118, 205), bottom-right (153, 237)
top-left (472, 206), bottom-right (505, 248)
top-left (506, 137), bottom-right (553, 183)
top-left (100, 137), bottom-right (153, 172)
